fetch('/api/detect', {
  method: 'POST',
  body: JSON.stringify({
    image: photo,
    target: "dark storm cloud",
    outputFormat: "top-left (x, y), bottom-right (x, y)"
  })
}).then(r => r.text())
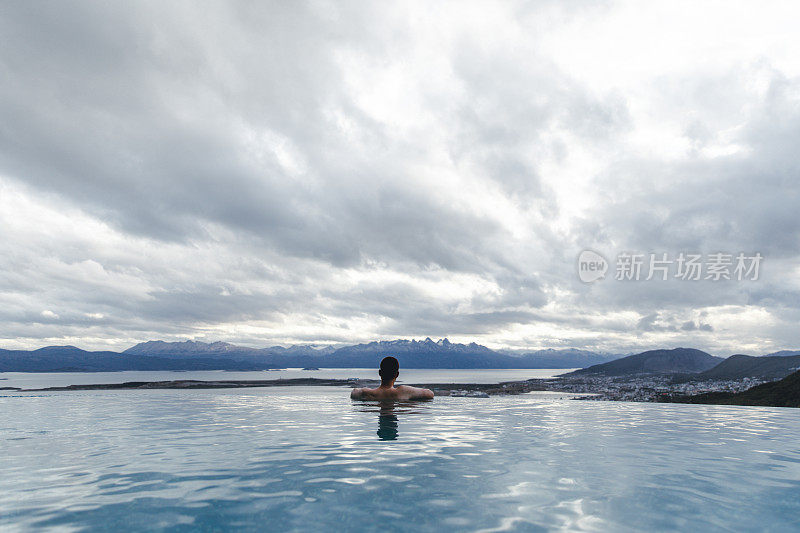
top-left (1, 3), bottom-right (481, 263)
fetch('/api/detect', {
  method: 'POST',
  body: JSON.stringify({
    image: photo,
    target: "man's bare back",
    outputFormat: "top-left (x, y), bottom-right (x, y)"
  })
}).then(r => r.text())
top-left (350, 356), bottom-right (434, 401)
top-left (351, 384), bottom-right (433, 401)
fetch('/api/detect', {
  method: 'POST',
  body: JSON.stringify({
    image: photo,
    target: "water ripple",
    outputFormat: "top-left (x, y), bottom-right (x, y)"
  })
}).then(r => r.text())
top-left (1, 388), bottom-right (799, 531)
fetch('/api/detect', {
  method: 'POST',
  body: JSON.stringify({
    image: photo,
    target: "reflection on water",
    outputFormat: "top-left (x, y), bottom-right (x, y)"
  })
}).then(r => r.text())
top-left (352, 399), bottom-right (433, 441)
top-left (378, 413), bottom-right (398, 440)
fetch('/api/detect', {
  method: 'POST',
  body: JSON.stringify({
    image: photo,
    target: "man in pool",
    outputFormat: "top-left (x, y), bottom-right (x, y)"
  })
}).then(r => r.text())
top-left (350, 356), bottom-right (434, 400)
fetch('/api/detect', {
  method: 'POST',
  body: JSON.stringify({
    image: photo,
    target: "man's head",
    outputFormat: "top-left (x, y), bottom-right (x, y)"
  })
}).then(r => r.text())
top-left (379, 356), bottom-right (399, 386)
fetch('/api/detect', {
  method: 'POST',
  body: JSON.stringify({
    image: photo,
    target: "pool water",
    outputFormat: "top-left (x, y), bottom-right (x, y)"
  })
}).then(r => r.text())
top-left (1, 386), bottom-right (799, 531)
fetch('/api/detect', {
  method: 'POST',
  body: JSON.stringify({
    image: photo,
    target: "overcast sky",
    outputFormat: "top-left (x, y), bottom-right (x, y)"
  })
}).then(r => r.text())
top-left (1, 1), bottom-right (799, 354)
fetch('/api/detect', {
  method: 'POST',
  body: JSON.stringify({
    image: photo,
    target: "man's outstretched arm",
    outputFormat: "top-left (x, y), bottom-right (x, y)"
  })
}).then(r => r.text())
top-left (418, 387), bottom-right (434, 400)
top-left (350, 387), bottom-right (364, 399)
top-left (400, 386), bottom-right (434, 400)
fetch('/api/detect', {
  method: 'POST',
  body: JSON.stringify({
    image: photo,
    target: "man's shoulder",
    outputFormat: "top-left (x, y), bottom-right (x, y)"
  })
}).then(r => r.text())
top-left (352, 386), bottom-right (389, 399)
top-left (351, 386), bottom-right (381, 397)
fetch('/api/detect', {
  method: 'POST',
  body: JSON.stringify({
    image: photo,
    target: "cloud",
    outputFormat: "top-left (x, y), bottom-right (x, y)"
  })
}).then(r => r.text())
top-left (1, 1), bottom-right (799, 354)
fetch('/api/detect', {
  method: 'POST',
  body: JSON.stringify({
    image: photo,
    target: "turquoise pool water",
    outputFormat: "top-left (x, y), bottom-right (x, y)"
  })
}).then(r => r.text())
top-left (1, 386), bottom-right (799, 531)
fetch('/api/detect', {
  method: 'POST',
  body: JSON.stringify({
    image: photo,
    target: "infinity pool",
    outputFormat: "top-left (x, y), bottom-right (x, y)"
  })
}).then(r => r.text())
top-left (1, 387), bottom-right (799, 531)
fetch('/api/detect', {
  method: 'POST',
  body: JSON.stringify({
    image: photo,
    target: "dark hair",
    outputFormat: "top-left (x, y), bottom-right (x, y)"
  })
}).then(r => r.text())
top-left (379, 356), bottom-right (399, 385)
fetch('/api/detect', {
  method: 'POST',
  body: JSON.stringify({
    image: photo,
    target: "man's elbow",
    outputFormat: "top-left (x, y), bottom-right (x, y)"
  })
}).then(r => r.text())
top-left (424, 388), bottom-right (434, 399)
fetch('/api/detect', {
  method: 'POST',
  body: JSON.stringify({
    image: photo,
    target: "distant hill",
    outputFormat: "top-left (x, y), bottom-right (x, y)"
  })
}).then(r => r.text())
top-left (563, 348), bottom-right (722, 376)
top-left (0, 346), bottom-right (273, 372)
top-left (674, 370), bottom-right (800, 408)
top-left (1, 338), bottom-right (617, 371)
top-left (124, 340), bottom-right (248, 356)
top-left (502, 348), bottom-right (621, 368)
top-left (764, 350), bottom-right (800, 357)
top-left (697, 353), bottom-right (800, 381)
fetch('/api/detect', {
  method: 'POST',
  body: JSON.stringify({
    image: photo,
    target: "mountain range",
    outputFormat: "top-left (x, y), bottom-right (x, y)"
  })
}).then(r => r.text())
top-left (3, 341), bottom-right (800, 379)
top-left (561, 347), bottom-right (800, 382)
top-left (0, 345), bottom-right (270, 372)
top-left (0, 338), bottom-right (621, 372)
top-left (123, 338), bottom-right (623, 369)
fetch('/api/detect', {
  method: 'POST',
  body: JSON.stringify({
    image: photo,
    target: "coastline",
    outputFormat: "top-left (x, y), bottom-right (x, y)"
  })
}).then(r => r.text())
top-left (8, 377), bottom-right (551, 394)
